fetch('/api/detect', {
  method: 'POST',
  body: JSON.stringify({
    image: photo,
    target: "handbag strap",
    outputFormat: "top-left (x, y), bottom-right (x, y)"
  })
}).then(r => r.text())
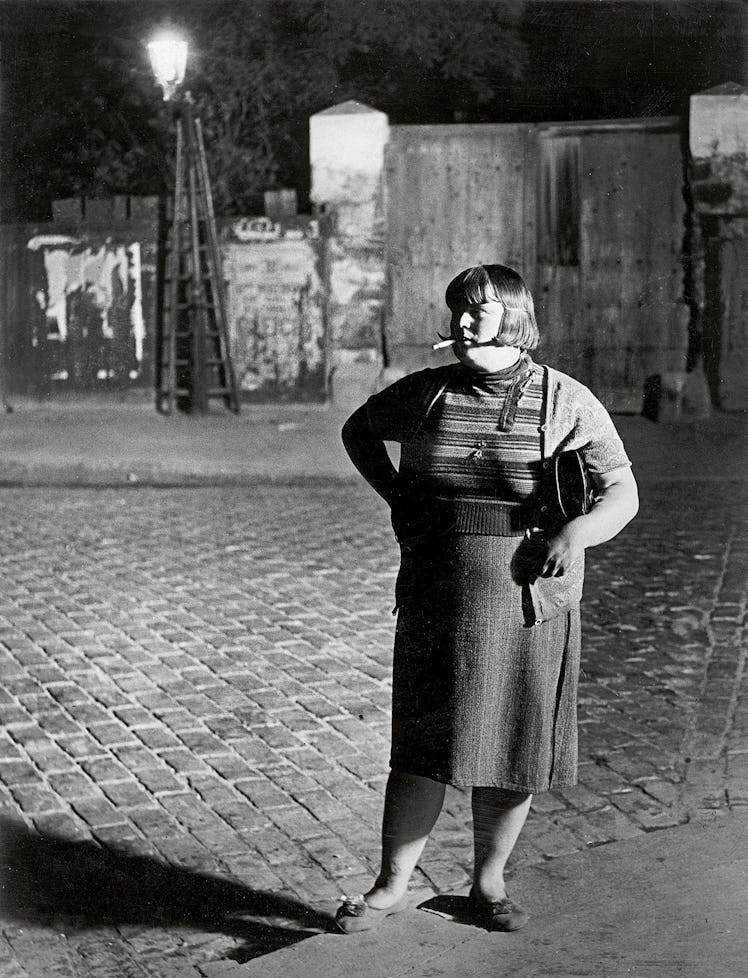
top-left (540, 364), bottom-right (551, 463)
top-left (496, 366), bottom-right (536, 432)
top-left (540, 366), bottom-right (594, 518)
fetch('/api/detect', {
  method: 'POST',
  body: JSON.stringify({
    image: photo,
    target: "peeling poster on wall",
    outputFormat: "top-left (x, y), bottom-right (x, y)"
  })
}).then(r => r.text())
top-left (224, 239), bottom-right (326, 399)
top-left (27, 235), bottom-right (146, 387)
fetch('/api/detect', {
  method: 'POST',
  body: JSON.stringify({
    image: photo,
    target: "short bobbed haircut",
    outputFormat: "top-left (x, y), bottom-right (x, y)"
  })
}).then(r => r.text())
top-left (445, 264), bottom-right (540, 350)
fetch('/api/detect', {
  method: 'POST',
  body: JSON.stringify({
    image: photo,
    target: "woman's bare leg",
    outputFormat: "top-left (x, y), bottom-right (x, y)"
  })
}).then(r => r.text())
top-left (471, 787), bottom-right (532, 902)
top-left (365, 770), bottom-right (446, 908)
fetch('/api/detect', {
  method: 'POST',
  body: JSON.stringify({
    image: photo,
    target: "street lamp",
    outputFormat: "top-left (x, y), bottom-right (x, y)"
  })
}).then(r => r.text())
top-left (146, 32), bottom-right (239, 415)
top-left (147, 34), bottom-right (188, 103)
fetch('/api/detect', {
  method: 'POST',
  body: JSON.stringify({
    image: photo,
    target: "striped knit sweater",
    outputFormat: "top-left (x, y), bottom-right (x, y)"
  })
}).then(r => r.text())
top-left (366, 356), bottom-right (630, 537)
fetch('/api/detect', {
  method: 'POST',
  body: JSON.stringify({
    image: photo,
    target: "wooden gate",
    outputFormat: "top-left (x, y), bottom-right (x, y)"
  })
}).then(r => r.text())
top-left (384, 118), bottom-right (688, 411)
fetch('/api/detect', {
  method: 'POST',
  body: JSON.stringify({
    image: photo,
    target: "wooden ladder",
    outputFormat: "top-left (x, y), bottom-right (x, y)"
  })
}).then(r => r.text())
top-left (158, 95), bottom-right (240, 415)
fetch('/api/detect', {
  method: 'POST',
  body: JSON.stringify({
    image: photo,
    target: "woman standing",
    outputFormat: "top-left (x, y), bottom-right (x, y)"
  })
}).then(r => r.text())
top-left (337, 264), bottom-right (639, 934)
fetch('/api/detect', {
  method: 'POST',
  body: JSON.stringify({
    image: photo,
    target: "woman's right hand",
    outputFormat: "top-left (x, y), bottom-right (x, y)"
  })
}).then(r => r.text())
top-left (389, 478), bottom-right (430, 542)
top-left (389, 481), bottom-right (415, 541)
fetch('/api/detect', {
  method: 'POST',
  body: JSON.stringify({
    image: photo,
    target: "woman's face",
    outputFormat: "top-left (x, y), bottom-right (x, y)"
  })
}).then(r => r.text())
top-left (448, 299), bottom-right (521, 372)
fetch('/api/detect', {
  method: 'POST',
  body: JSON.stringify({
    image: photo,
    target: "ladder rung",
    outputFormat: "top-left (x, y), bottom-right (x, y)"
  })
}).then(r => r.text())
top-left (164, 274), bottom-right (216, 283)
top-left (164, 358), bottom-right (230, 367)
top-left (162, 339), bottom-right (227, 352)
top-left (160, 387), bottom-right (233, 399)
top-left (163, 243), bottom-right (210, 254)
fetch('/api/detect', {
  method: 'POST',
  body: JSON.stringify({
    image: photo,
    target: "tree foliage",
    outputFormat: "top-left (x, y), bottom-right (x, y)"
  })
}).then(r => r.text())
top-left (2, 8), bottom-right (171, 220)
top-left (2, 0), bottom-right (528, 219)
top-left (5, 0), bottom-right (743, 221)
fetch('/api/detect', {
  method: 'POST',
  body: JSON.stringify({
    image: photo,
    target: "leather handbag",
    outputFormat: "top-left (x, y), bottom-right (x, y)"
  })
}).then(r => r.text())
top-left (536, 449), bottom-right (595, 530)
top-left (516, 453), bottom-right (594, 626)
top-left (517, 368), bottom-right (596, 625)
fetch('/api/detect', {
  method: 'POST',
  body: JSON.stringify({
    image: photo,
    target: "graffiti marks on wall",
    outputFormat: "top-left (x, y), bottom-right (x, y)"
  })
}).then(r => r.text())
top-left (230, 216), bottom-right (320, 243)
top-left (27, 236), bottom-right (146, 385)
top-left (328, 241), bottom-right (386, 350)
top-left (224, 239), bottom-right (325, 398)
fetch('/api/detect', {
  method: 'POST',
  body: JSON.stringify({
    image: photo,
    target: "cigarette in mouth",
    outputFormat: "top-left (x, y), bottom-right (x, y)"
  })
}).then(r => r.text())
top-left (431, 338), bottom-right (456, 350)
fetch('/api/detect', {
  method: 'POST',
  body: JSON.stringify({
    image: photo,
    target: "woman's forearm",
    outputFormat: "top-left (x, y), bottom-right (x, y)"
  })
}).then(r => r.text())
top-left (341, 406), bottom-right (400, 505)
top-left (570, 474), bottom-right (640, 550)
top-left (541, 467), bottom-right (638, 577)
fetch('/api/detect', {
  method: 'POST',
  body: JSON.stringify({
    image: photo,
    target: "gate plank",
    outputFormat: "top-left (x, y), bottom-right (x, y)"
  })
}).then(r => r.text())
top-left (384, 118), bottom-right (687, 411)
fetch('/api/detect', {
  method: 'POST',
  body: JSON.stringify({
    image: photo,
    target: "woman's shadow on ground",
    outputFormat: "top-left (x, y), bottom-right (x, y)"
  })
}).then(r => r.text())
top-left (0, 815), bottom-right (334, 964)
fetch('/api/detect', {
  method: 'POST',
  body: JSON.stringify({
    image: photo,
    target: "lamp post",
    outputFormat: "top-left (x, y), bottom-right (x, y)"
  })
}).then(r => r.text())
top-left (147, 33), bottom-right (239, 415)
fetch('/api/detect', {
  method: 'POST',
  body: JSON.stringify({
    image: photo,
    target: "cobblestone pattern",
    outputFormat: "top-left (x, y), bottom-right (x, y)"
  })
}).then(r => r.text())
top-left (0, 482), bottom-right (745, 975)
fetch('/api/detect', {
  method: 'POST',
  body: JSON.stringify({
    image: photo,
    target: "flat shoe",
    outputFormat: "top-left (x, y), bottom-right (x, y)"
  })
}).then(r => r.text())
top-left (334, 892), bottom-right (409, 934)
top-left (469, 890), bottom-right (530, 932)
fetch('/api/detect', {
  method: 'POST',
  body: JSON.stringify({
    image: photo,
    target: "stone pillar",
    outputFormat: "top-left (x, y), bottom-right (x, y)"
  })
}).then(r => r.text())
top-left (689, 83), bottom-right (748, 411)
top-left (309, 101), bottom-right (391, 408)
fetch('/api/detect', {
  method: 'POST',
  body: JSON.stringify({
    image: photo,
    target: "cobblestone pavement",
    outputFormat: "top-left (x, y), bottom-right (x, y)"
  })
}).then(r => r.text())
top-left (0, 481), bottom-right (746, 976)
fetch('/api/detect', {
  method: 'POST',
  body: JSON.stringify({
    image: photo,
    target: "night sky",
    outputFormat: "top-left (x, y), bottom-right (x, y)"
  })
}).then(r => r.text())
top-left (1, 0), bottom-right (745, 220)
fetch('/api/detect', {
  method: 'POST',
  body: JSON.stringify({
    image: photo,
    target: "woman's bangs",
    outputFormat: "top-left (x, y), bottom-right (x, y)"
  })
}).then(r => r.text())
top-left (447, 268), bottom-right (502, 307)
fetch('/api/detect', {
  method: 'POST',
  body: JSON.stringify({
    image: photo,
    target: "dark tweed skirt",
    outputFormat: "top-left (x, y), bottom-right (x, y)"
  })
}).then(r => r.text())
top-left (390, 533), bottom-right (581, 792)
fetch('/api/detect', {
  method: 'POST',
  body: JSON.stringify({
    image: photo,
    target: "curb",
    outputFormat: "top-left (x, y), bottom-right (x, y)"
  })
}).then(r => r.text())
top-left (233, 812), bottom-right (748, 978)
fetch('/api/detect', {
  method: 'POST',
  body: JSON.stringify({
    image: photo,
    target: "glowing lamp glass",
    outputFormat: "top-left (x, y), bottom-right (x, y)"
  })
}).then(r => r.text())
top-left (147, 37), bottom-right (188, 100)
